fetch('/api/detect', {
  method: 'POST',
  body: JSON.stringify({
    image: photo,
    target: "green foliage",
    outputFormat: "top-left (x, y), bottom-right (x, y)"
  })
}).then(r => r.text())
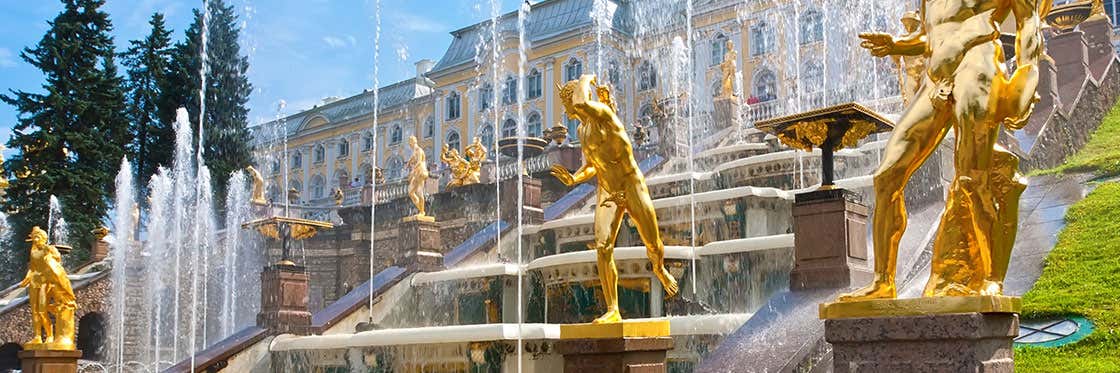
top-left (1017, 182), bottom-right (1120, 372)
top-left (0, 0), bottom-right (130, 282)
top-left (120, 13), bottom-right (175, 196)
top-left (1038, 99), bottom-right (1120, 178)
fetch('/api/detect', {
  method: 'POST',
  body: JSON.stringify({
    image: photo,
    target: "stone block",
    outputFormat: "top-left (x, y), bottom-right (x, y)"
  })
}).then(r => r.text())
top-left (258, 264), bottom-right (313, 335)
top-left (790, 188), bottom-right (873, 290)
top-left (18, 349), bottom-right (82, 373)
top-left (556, 337), bottom-right (673, 373)
top-left (398, 218), bottom-right (443, 271)
top-left (1047, 30), bottom-right (1090, 112)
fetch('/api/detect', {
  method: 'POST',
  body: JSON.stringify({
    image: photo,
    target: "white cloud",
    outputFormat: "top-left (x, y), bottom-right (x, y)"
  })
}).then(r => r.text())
top-left (322, 35), bottom-right (356, 49)
top-left (0, 48), bottom-right (16, 68)
top-left (388, 12), bottom-right (447, 33)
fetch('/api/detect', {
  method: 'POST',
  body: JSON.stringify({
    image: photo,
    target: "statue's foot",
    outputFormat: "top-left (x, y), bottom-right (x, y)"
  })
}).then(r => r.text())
top-left (25, 337), bottom-right (42, 345)
top-left (592, 309), bottom-right (622, 324)
top-left (980, 280), bottom-right (1004, 296)
top-left (929, 282), bottom-right (976, 297)
top-left (656, 269), bottom-right (679, 299)
top-left (838, 279), bottom-right (896, 302)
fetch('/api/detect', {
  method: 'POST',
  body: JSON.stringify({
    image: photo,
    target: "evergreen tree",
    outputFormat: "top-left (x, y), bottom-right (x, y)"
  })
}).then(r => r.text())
top-left (121, 13), bottom-right (175, 196)
top-left (166, 0), bottom-right (254, 203)
top-left (0, 0), bottom-right (130, 281)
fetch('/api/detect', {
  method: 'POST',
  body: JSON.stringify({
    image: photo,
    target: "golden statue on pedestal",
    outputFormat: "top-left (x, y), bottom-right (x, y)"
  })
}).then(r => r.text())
top-left (405, 135), bottom-right (431, 220)
top-left (551, 74), bottom-right (679, 324)
top-left (841, 0), bottom-right (1042, 301)
top-left (440, 137), bottom-right (486, 188)
top-left (719, 39), bottom-right (738, 99)
top-left (245, 165), bottom-right (267, 205)
top-left (21, 226), bottom-right (76, 350)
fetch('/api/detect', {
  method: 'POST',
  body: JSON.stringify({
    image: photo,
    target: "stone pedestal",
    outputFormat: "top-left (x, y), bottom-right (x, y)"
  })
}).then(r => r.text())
top-left (18, 349), bottom-right (82, 373)
top-left (500, 178), bottom-right (543, 225)
top-left (398, 217), bottom-right (443, 271)
top-left (825, 312), bottom-right (1019, 372)
top-left (1048, 30), bottom-right (1090, 112)
top-left (789, 188), bottom-right (872, 290)
top-left (556, 320), bottom-right (673, 373)
top-left (713, 96), bottom-right (741, 132)
top-left (257, 264), bottom-right (313, 335)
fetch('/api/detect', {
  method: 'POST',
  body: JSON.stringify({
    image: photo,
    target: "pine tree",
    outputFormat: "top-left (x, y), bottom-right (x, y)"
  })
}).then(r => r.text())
top-left (0, 0), bottom-right (130, 281)
top-left (166, 0), bottom-right (254, 204)
top-left (121, 13), bottom-right (175, 197)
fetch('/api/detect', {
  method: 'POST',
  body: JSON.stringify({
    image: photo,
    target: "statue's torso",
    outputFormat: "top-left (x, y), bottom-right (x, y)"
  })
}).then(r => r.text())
top-left (923, 0), bottom-right (1003, 82)
top-left (577, 113), bottom-right (640, 192)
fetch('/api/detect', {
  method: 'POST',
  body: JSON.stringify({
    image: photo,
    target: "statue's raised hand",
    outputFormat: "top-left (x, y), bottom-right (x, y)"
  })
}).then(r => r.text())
top-left (551, 164), bottom-right (575, 186)
top-left (859, 33), bottom-right (896, 57)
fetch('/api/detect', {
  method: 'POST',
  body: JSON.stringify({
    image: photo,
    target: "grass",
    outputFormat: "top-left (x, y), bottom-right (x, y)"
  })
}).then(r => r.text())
top-left (1035, 99), bottom-right (1120, 178)
top-left (1015, 182), bottom-right (1120, 372)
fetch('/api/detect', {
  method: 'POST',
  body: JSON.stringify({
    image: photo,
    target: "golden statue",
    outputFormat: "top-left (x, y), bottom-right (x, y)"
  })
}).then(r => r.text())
top-left (842, 0), bottom-right (1042, 301)
top-left (464, 137), bottom-right (488, 175)
top-left (441, 137), bottom-right (486, 188)
top-left (551, 74), bottom-right (679, 324)
top-left (405, 135), bottom-right (430, 219)
top-left (332, 187), bottom-right (344, 206)
top-left (20, 226), bottom-right (76, 350)
top-left (245, 165), bottom-right (267, 205)
top-left (719, 39), bottom-right (738, 99)
top-left (893, 11), bottom-right (926, 106)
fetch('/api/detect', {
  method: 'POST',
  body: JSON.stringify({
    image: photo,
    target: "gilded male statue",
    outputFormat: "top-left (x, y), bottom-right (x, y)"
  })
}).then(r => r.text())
top-left (844, 0), bottom-right (1043, 300)
top-left (406, 135), bottom-right (429, 218)
top-left (551, 74), bottom-right (679, 323)
top-left (719, 39), bottom-right (738, 99)
top-left (21, 226), bottom-right (76, 350)
top-left (245, 165), bottom-right (267, 205)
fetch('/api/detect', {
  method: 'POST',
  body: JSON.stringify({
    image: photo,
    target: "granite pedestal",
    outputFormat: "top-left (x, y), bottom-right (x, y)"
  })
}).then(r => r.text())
top-left (556, 320), bottom-right (673, 373)
top-left (398, 217), bottom-right (443, 271)
top-left (18, 350), bottom-right (82, 373)
top-left (257, 264), bottom-right (313, 335)
top-left (789, 188), bottom-right (873, 290)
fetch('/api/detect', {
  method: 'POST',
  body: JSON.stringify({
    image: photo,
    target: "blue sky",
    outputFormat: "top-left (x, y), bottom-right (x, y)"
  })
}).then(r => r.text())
top-left (0, 0), bottom-right (526, 155)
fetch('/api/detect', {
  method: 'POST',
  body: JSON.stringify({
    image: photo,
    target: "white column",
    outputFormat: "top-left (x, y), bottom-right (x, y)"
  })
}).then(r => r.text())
top-left (434, 94), bottom-right (443, 152)
top-left (325, 139), bottom-right (338, 191)
top-left (300, 145), bottom-right (311, 202)
top-left (349, 134), bottom-right (361, 185)
top-left (544, 58), bottom-right (555, 128)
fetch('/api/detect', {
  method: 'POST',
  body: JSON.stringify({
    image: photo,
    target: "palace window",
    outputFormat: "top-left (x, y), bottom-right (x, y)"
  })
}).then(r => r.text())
top-left (527, 69), bottom-right (542, 99)
top-left (290, 180), bottom-right (302, 198)
top-left (480, 123), bottom-right (495, 148)
top-left (608, 60), bottom-right (621, 88)
top-left (291, 151), bottom-right (302, 169)
top-left (362, 134), bottom-right (373, 151)
top-left (271, 160), bottom-right (280, 173)
top-left (711, 33), bottom-right (728, 66)
top-left (390, 124), bottom-right (403, 145)
top-left (424, 116), bottom-right (435, 138)
top-left (502, 75), bottom-right (517, 105)
top-left (446, 91), bottom-right (461, 120)
top-left (750, 21), bottom-right (775, 56)
top-left (800, 10), bottom-right (824, 44)
top-left (386, 157), bottom-right (404, 181)
top-left (337, 140), bottom-right (349, 158)
top-left (527, 112), bottom-right (542, 138)
top-left (754, 68), bottom-right (777, 102)
top-left (502, 118), bottom-right (518, 138)
top-left (803, 61), bottom-right (824, 92)
top-left (479, 83), bottom-right (494, 111)
top-left (564, 58), bottom-right (582, 82)
top-left (639, 61), bottom-right (657, 91)
top-left (313, 145), bottom-right (325, 164)
top-left (311, 175), bottom-right (324, 199)
top-left (446, 130), bottom-right (461, 152)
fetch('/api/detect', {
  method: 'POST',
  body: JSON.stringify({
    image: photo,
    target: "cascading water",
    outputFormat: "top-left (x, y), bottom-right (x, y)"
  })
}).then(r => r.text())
top-left (47, 195), bottom-right (68, 246)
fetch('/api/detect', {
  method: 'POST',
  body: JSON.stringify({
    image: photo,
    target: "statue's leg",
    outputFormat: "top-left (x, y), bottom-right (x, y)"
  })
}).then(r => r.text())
top-left (841, 81), bottom-right (950, 301)
top-left (624, 181), bottom-right (679, 299)
top-left (591, 190), bottom-right (625, 324)
top-left (986, 144), bottom-right (1026, 294)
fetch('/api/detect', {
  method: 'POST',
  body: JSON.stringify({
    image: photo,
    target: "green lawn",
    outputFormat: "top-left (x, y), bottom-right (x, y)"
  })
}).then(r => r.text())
top-left (1036, 100), bottom-right (1120, 178)
top-left (1016, 182), bottom-right (1120, 372)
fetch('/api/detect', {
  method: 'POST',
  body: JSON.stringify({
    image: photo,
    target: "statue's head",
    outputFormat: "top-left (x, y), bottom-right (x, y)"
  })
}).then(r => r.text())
top-left (408, 135), bottom-right (418, 146)
top-left (557, 80), bottom-right (580, 120)
top-left (473, 136), bottom-right (481, 144)
top-left (725, 39), bottom-right (734, 50)
top-left (901, 11), bottom-right (920, 33)
top-left (27, 226), bottom-right (48, 246)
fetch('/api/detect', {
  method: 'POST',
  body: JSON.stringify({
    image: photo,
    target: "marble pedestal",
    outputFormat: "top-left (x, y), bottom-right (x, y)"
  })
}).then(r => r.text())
top-left (822, 296), bottom-right (1020, 373)
top-left (789, 188), bottom-right (872, 290)
top-left (257, 264), bottom-right (313, 335)
top-left (398, 217), bottom-right (443, 271)
top-left (18, 350), bottom-right (82, 373)
top-left (556, 320), bottom-right (673, 373)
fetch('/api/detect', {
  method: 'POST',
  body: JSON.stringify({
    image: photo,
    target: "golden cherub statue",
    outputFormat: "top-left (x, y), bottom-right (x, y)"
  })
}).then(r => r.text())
top-left (463, 136), bottom-right (488, 176)
top-left (20, 226), bottom-right (76, 350)
top-left (405, 136), bottom-right (430, 219)
top-left (245, 165), bottom-right (267, 205)
top-left (719, 39), bottom-right (738, 99)
top-left (842, 0), bottom-right (1042, 301)
top-left (440, 145), bottom-right (473, 188)
top-left (551, 75), bottom-right (679, 324)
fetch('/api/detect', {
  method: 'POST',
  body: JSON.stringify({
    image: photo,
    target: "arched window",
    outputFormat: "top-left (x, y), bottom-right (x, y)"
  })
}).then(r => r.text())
top-left (446, 130), bottom-right (461, 152)
top-left (564, 58), bottom-right (583, 82)
top-left (803, 61), bottom-right (824, 93)
top-left (527, 112), bottom-right (542, 137)
top-left (423, 116), bottom-right (435, 138)
top-left (337, 139), bottom-right (350, 158)
top-left (310, 175), bottom-right (325, 199)
top-left (271, 160), bottom-right (280, 173)
top-left (75, 313), bottom-right (107, 361)
top-left (502, 75), bottom-right (517, 104)
top-left (390, 124), bottom-right (403, 145)
top-left (754, 68), bottom-right (777, 102)
top-left (608, 60), bottom-right (621, 87)
top-left (362, 134), bottom-right (373, 151)
top-left (711, 33), bottom-right (729, 66)
top-left (750, 21), bottom-right (775, 56)
top-left (639, 61), bottom-right (657, 91)
top-left (386, 157), bottom-right (404, 181)
top-left (446, 91), bottom-right (461, 120)
top-left (479, 123), bottom-right (495, 148)
top-left (336, 169), bottom-right (349, 187)
top-left (479, 83), bottom-right (494, 111)
top-left (527, 69), bottom-right (543, 99)
top-left (502, 118), bottom-right (518, 138)
top-left (313, 145), bottom-right (325, 164)
top-left (800, 10), bottom-right (824, 44)
top-left (291, 151), bottom-right (302, 169)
